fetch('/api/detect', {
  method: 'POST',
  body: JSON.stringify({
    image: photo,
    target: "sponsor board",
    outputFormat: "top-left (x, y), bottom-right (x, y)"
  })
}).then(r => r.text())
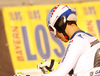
top-left (2, 1), bottom-right (100, 73)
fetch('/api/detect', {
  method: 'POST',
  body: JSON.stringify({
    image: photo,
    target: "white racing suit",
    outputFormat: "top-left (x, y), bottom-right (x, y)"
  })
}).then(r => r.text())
top-left (43, 30), bottom-right (100, 76)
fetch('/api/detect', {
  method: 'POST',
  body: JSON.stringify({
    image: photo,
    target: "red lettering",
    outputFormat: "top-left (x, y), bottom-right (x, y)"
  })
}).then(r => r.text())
top-left (86, 20), bottom-right (96, 36)
top-left (13, 39), bottom-right (21, 44)
top-left (12, 26), bottom-right (18, 31)
top-left (11, 26), bottom-right (24, 61)
top-left (15, 45), bottom-right (20, 50)
top-left (87, 21), bottom-right (92, 25)
top-left (16, 50), bottom-right (23, 55)
top-left (12, 33), bottom-right (19, 38)
top-left (17, 56), bottom-right (24, 61)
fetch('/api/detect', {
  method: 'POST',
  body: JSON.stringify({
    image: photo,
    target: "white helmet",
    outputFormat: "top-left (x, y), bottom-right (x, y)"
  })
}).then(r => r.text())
top-left (47, 5), bottom-right (77, 39)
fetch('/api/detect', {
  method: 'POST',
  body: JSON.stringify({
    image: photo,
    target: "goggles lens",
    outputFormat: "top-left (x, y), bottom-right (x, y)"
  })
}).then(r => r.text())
top-left (48, 25), bottom-right (57, 36)
top-left (48, 26), bottom-right (54, 31)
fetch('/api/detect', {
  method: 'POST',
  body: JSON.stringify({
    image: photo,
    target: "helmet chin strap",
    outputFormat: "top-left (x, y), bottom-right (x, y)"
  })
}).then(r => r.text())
top-left (61, 21), bottom-right (69, 40)
top-left (62, 31), bottom-right (69, 40)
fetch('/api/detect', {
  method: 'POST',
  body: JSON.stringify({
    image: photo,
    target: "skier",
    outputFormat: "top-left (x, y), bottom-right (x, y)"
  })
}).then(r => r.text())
top-left (37, 5), bottom-right (100, 76)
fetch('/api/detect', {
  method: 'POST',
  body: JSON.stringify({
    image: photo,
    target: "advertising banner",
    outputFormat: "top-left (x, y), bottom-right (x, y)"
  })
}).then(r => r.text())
top-left (2, 1), bottom-right (100, 74)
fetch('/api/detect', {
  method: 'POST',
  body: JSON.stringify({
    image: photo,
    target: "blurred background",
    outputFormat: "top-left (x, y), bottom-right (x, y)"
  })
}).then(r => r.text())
top-left (0, 0), bottom-right (100, 76)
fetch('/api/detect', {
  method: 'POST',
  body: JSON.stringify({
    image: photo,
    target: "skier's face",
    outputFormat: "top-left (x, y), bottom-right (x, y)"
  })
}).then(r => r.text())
top-left (55, 31), bottom-right (69, 42)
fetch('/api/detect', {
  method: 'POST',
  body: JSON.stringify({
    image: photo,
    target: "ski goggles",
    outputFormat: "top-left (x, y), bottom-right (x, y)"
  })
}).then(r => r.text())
top-left (48, 24), bottom-right (57, 36)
